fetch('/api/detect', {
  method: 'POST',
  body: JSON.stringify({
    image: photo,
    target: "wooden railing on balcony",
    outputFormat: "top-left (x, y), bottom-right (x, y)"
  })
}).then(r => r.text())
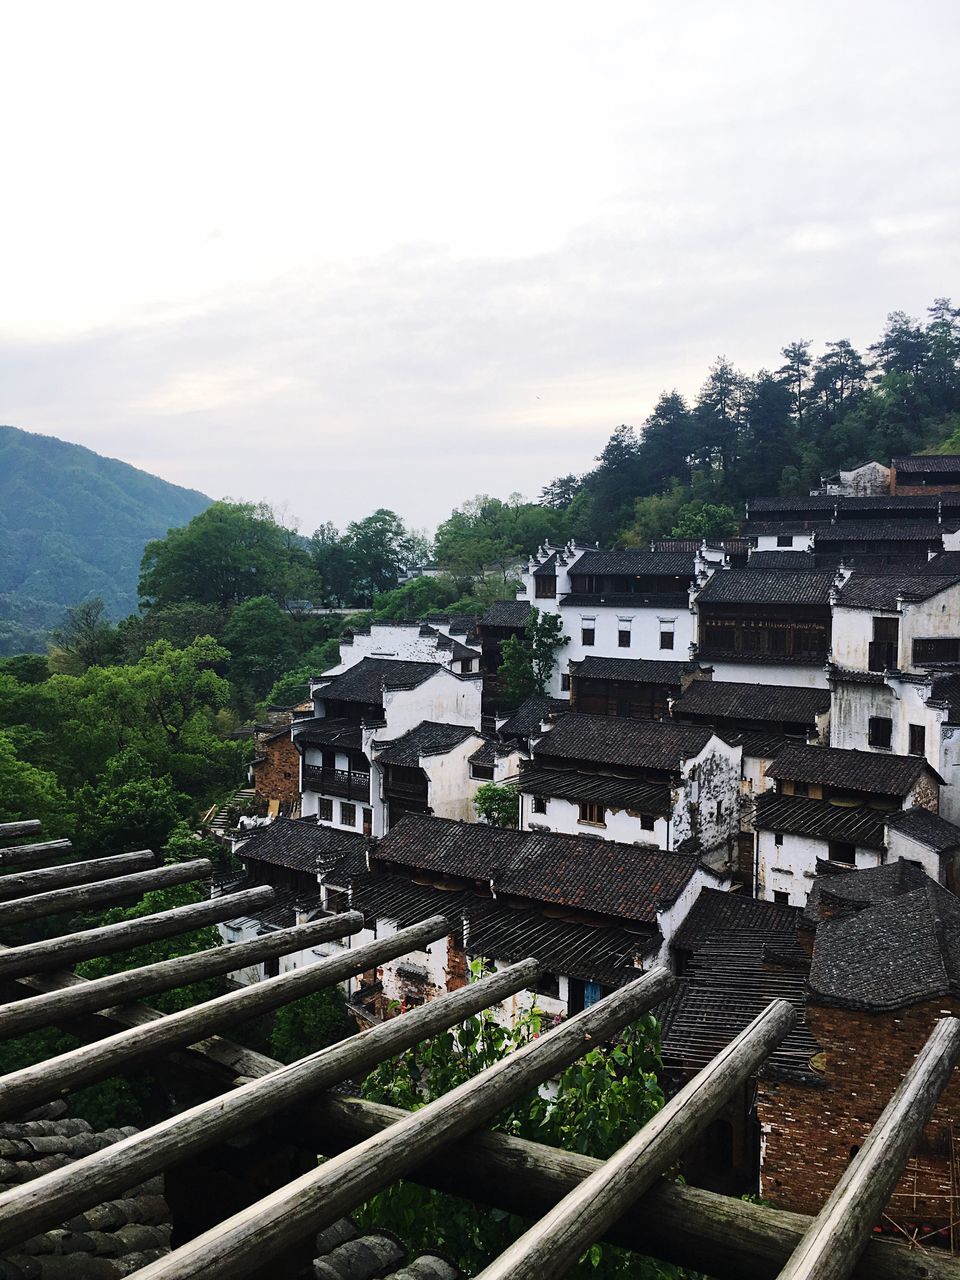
top-left (301, 765), bottom-right (371, 802)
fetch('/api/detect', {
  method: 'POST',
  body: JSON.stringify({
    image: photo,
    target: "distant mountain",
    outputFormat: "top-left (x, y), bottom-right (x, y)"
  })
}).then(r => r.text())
top-left (0, 425), bottom-right (211, 654)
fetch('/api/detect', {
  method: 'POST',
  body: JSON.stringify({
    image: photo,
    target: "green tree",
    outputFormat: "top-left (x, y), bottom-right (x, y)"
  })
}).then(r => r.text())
top-left (223, 596), bottom-right (298, 701)
top-left (670, 502), bottom-right (739, 541)
top-left (74, 751), bottom-right (186, 855)
top-left (473, 782), bottom-right (520, 827)
top-left (777, 340), bottom-right (812, 425)
top-left (639, 391), bottom-right (696, 489)
top-left (347, 509), bottom-right (428, 602)
top-left (497, 609), bottom-right (569, 707)
top-left (0, 654), bottom-right (50, 685)
top-left (269, 986), bottom-right (352, 1063)
top-left (49, 597), bottom-right (121, 674)
top-left (0, 729), bottom-right (69, 834)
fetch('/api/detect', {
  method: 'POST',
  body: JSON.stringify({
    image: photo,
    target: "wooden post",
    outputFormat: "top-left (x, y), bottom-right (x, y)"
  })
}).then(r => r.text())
top-left (0, 820), bottom-right (42, 839)
top-left (0, 838), bottom-right (73, 867)
top-left (777, 1016), bottom-right (960, 1280)
top-left (0, 884), bottom-right (276, 980)
top-left (0, 915), bottom-right (450, 1119)
top-left (131, 967), bottom-right (677, 1280)
top-left (0, 956), bottom-right (543, 1251)
top-left (311, 1095), bottom-right (960, 1280)
top-left (0, 858), bottom-right (213, 926)
top-left (474, 999), bottom-right (796, 1280)
top-left (0, 911), bottom-right (365, 1040)
top-left (0, 851), bottom-right (155, 899)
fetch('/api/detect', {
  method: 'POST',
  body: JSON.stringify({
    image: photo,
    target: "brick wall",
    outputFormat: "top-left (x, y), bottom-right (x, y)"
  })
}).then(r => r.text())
top-left (758, 997), bottom-right (960, 1236)
top-left (253, 735), bottom-right (301, 812)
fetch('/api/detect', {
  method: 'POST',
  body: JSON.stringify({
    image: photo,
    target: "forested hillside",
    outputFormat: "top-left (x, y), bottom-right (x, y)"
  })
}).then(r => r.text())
top-left (0, 425), bottom-right (210, 654)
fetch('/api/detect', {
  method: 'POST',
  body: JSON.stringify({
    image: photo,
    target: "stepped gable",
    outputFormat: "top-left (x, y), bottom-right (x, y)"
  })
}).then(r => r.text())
top-left (373, 722), bottom-right (477, 765)
top-left (569, 656), bottom-right (698, 684)
top-left (671, 680), bottom-right (829, 723)
top-left (753, 793), bottom-right (886, 851)
top-left (313, 657), bottom-right (445, 703)
top-left (497, 695), bottom-right (568, 739)
top-left (373, 814), bottom-right (700, 925)
top-left (478, 599), bottom-right (532, 627)
top-left (695, 569), bottom-right (835, 606)
top-left (885, 806), bottom-right (960, 853)
top-left (836, 572), bottom-right (960, 610)
top-left (236, 816), bottom-right (367, 876)
top-left (764, 742), bottom-right (940, 794)
top-left (807, 864), bottom-right (960, 1011)
top-left (534, 713), bottom-right (715, 769)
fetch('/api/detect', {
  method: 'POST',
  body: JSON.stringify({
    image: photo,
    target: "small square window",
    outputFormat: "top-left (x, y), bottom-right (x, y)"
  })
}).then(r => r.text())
top-left (828, 840), bottom-right (856, 865)
top-left (773, 890), bottom-right (790, 904)
top-left (532, 795), bottom-right (547, 814)
top-left (660, 628), bottom-right (675, 651)
top-left (560, 673), bottom-right (570, 691)
top-left (792, 781), bottom-right (809, 797)
top-left (776, 535), bottom-right (794, 548)
top-left (618, 629), bottom-right (631, 648)
top-left (868, 717), bottom-right (892, 749)
top-left (578, 800), bottom-right (604, 825)
top-left (581, 627), bottom-right (595, 647)
top-left (318, 798), bottom-right (333, 822)
top-left (774, 832), bottom-right (783, 847)
top-left (909, 724), bottom-right (926, 756)
top-left (640, 813), bottom-right (655, 831)
top-left (340, 802), bottom-right (356, 826)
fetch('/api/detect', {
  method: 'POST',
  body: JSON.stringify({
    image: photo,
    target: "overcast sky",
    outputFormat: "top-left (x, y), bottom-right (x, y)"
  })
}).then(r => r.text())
top-left (1, 0), bottom-right (958, 534)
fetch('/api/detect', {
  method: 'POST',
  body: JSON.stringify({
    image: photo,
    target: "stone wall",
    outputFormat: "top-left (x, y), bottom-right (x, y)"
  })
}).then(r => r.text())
top-left (253, 733), bottom-right (301, 812)
top-left (758, 996), bottom-right (960, 1237)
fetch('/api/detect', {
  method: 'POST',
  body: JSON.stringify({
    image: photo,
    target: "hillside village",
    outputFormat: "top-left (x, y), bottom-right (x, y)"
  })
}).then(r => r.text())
top-left (225, 452), bottom-right (960, 1237)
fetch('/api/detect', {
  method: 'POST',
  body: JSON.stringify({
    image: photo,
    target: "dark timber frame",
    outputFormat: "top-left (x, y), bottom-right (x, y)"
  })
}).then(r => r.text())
top-left (0, 820), bottom-right (956, 1280)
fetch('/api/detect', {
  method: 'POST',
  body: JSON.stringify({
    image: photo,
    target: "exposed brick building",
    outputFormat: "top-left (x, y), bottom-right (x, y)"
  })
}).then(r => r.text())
top-left (251, 726), bottom-right (301, 815)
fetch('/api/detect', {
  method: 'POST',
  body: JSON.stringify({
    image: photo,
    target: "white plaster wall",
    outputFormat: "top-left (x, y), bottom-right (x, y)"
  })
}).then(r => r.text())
top-left (940, 726), bottom-right (960, 826)
top-left (900, 588), bottom-right (960, 671)
top-left (830, 677), bottom-right (947, 783)
top-left (519, 791), bottom-right (671, 848)
top-left (754, 532), bottom-right (815, 551)
top-left (654, 867), bottom-right (727, 967)
top-left (673, 737), bottom-right (742, 853)
top-left (422, 735), bottom-right (487, 822)
top-left (885, 828), bottom-right (943, 881)
top-left (323, 626), bottom-right (447, 675)
top-left (381, 670), bottom-right (482, 736)
top-left (756, 830), bottom-right (881, 906)
top-left (544, 603), bottom-right (697, 695)
top-left (830, 606), bottom-right (884, 672)
top-left (706, 660), bottom-right (830, 689)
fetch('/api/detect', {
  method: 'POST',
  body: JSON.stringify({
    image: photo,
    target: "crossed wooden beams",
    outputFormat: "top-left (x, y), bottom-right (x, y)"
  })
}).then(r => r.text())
top-left (0, 818), bottom-right (958, 1280)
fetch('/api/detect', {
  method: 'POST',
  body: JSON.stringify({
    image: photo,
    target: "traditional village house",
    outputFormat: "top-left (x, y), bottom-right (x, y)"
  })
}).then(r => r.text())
top-left (828, 572), bottom-right (960, 821)
top-left (494, 694), bottom-right (569, 751)
top-left (566, 655), bottom-right (711, 720)
top-left (517, 712), bottom-right (741, 871)
top-left (752, 742), bottom-right (946, 905)
top-left (692, 569), bottom-right (836, 688)
top-left (364, 718), bottom-right (489, 833)
top-left (513, 544), bottom-right (708, 697)
top-left (321, 619), bottom-right (481, 677)
top-left (891, 453), bottom-right (960, 494)
top-left (817, 460), bottom-right (891, 496)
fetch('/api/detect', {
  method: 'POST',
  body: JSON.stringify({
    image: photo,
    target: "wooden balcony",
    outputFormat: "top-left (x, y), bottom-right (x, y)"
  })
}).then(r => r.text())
top-left (301, 765), bottom-right (370, 802)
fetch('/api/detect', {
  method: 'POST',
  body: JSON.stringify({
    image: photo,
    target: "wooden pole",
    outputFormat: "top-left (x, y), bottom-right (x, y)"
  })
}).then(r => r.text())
top-left (312, 1095), bottom-right (960, 1280)
top-left (0, 915), bottom-right (450, 1119)
top-left (474, 998), bottom-right (796, 1280)
top-left (0, 858), bottom-right (213, 926)
top-left (0, 851), bottom-right (156, 899)
top-left (0, 911), bottom-right (365, 1040)
top-left (0, 884), bottom-right (276, 980)
top-left (0, 956), bottom-right (543, 1251)
top-left (777, 1016), bottom-right (960, 1280)
top-left (0, 839), bottom-right (73, 867)
top-left (132, 967), bottom-right (677, 1280)
top-left (0, 820), bottom-right (41, 839)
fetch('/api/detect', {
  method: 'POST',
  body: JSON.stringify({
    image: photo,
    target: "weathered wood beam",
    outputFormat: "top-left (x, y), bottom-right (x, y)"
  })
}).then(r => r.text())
top-left (0, 851), bottom-right (155, 900)
top-left (0, 956), bottom-right (542, 1251)
top-left (311, 1095), bottom-right (960, 1280)
top-left (0, 884), bottom-right (275, 980)
top-left (475, 998), bottom-right (796, 1279)
top-left (0, 911), bottom-right (364, 1040)
top-left (0, 914), bottom-right (450, 1119)
top-left (0, 839), bottom-right (73, 867)
top-left (0, 820), bottom-right (41, 839)
top-left (132, 967), bottom-right (677, 1280)
top-left (777, 1016), bottom-right (960, 1280)
top-left (0, 858), bottom-right (213, 927)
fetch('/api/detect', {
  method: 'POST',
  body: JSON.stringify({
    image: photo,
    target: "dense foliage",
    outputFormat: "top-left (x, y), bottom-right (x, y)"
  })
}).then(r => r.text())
top-left (473, 782), bottom-right (520, 827)
top-left (358, 989), bottom-right (689, 1278)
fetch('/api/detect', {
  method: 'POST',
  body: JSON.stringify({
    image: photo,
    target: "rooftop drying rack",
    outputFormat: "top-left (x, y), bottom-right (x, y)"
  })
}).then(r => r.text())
top-left (0, 817), bottom-right (956, 1280)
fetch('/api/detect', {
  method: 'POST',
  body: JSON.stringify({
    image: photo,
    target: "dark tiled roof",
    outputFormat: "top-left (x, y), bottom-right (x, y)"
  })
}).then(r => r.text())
top-left (534, 713), bottom-right (716, 770)
top-left (497, 695), bottom-right (569, 738)
top-left (737, 730), bottom-right (795, 760)
top-left (893, 455), bottom-right (960, 474)
top-left (747, 496), bottom-right (838, 513)
top-left (373, 814), bottom-right (700, 924)
top-left (837, 494), bottom-right (940, 512)
top-left (924, 552), bottom-right (960, 573)
top-left (885, 806), bottom-right (960, 853)
top-left (313, 1219), bottom-right (458, 1280)
top-left (571, 550), bottom-right (697, 576)
top-left (292, 719), bottom-right (363, 750)
top-left (836, 572), bottom-right (960, 610)
top-left (765, 743), bottom-right (939, 795)
top-left (753, 793), bottom-right (886, 851)
top-left (929, 672), bottom-right (960, 719)
top-left (374, 721), bottom-right (477, 766)
top-left (651, 539), bottom-right (703, 553)
top-left (569, 656), bottom-right (697, 685)
top-left (745, 551), bottom-right (821, 570)
top-left (696, 570), bottom-right (835, 606)
top-left (479, 599), bottom-right (533, 628)
top-left (314, 658), bottom-right (443, 704)
top-left (817, 520), bottom-right (945, 542)
top-left (532, 552), bottom-right (558, 577)
top-left (468, 739), bottom-right (514, 768)
top-left (672, 680), bottom-right (830, 725)
top-left (237, 817), bottom-right (368, 876)
top-left (809, 871), bottom-right (960, 1011)
top-left (671, 887), bottom-right (800, 952)
top-left (518, 765), bottom-right (671, 815)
